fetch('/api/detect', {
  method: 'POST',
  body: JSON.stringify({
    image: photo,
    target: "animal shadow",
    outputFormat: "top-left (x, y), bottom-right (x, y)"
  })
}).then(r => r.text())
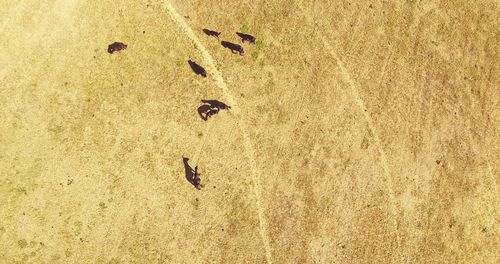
top-left (183, 157), bottom-right (202, 190)
top-left (236, 32), bottom-right (256, 44)
top-left (203, 28), bottom-right (221, 39)
top-left (221, 41), bottom-right (244, 56)
top-left (197, 99), bottom-right (231, 121)
top-left (188, 60), bottom-right (207, 77)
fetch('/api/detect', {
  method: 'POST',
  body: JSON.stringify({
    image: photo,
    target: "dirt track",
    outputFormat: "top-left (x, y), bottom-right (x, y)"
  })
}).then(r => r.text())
top-left (0, 0), bottom-right (498, 263)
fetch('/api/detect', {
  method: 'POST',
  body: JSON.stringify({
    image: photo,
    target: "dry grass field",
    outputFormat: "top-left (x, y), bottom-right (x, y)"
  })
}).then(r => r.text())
top-left (0, 0), bottom-right (498, 263)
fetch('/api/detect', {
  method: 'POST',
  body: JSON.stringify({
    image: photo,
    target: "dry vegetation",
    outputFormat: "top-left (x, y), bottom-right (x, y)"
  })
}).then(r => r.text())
top-left (0, 0), bottom-right (498, 263)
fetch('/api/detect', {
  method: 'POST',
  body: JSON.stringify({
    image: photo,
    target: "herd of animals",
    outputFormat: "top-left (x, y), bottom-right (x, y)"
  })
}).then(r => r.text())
top-left (107, 27), bottom-right (257, 190)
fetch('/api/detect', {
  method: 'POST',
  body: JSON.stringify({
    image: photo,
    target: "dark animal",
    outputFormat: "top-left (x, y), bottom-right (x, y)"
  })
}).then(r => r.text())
top-left (203, 28), bottom-right (221, 39)
top-left (201, 99), bottom-right (231, 110)
top-left (107, 42), bottom-right (127, 54)
top-left (197, 99), bottom-right (231, 121)
top-left (188, 60), bottom-right (207, 77)
top-left (221, 41), bottom-right (244, 55)
top-left (197, 105), bottom-right (218, 121)
top-left (183, 157), bottom-right (202, 190)
top-left (236, 32), bottom-right (256, 44)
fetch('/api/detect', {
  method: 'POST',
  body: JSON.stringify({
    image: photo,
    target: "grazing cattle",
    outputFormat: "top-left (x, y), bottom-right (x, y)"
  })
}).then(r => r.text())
top-left (188, 60), bottom-right (207, 77)
top-left (197, 99), bottom-right (231, 121)
top-left (203, 28), bottom-right (221, 39)
top-left (107, 42), bottom-right (127, 54)
top-left (236, 32), bottom-right (256, 44)
top-left (197, 105), bottom-right (219, 121)
top-left (201, 99), bottom-right (231, 110)
top-left (221, 41), bottom-right (244, 55)
top-left (183, 157), bottom-right (202, 190)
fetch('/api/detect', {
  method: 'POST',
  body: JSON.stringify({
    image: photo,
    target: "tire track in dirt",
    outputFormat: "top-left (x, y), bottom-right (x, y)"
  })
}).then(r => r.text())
top-left (463, 82), bottom-right (499, 218)
top-left (319, 36), bottom-right (403, 262)
top-left (295, 2), bottom-right (403, 262)
top-left (191, 120), bottom-right (214, 165)
top-left (161, 1), bottom-right (273, 263)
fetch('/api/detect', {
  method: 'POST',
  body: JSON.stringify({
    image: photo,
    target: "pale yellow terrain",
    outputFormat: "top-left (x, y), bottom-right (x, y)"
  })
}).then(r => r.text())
top-left (0, 0), bottom-right (499, 263)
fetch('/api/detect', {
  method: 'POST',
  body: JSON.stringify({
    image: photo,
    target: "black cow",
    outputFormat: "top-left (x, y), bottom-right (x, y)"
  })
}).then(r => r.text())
top-left (197, 99), bottom-right (231, 121)
top-left (201, 99), bottom-right (231, 110)
top-left (197, 105), bottom-right (219, 121)
top-left (107, 42), bottom-right (127, 54)
top-left (221, 41), bottom-right (244, 55)
top-left (188, 60), bottom-right (207, 77)
top-left (203, 28), bottom-right (221, 39)
top-left (236, 32), bottom-right (256, 44)
top-left (183, 157), bottom-right (202, 190)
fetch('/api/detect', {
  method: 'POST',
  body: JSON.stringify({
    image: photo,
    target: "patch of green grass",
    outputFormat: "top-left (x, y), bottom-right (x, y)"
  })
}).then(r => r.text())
top-left (18, 239), bottom-right (28, 248)
top-left (99, 202), bottom-right (107, 209)
top-left (251, 52), bottom-right (259, 59)
top-left (17, 187), bottom-right (27, 195)
top-left (137, 94), bottom-right (146, 104)
top-left (25, 161), bottom-right (42, 179)
top-left (256, 40), bottom-right (264, 49)
top-left (240, 24), bottom-right (250, 34)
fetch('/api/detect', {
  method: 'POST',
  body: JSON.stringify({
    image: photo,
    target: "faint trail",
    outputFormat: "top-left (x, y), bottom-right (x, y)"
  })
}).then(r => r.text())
top-left (463, 78), bottom-right (499, 216)
top-left (161, 1), bottom-right (273, 263)
top-left (192, 121), bottom-right (214, 165)
top-left (376, 50), bottom-right (394, 90)
top-left (295, 2), bottom-right (402, 261)
top-left (462, 103), bottom-right (499, 218)
top-left (484, 162), bottom-right (499, 216)
top-left (319, 35), bottom-right (403, 263)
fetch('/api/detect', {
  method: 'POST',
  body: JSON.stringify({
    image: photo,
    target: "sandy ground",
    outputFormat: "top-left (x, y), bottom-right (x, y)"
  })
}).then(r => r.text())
top-left (0, 0), bottom-right (499, 263)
